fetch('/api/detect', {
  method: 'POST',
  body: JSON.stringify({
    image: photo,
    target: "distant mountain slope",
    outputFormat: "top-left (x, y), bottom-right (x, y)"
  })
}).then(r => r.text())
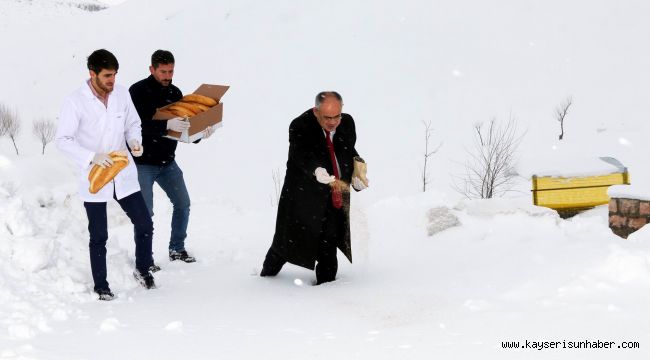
top-left (1, 0), bottom-right (650, 202)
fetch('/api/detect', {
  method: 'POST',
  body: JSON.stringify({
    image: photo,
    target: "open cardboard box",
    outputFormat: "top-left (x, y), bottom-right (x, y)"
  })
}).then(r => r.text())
top-left (154, 84), bottom-right (229, 143)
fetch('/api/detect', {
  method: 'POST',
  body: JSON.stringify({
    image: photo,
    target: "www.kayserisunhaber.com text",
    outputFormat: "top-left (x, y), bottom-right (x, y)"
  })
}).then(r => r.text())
top-left (501, 340), bottom-right (639, 350)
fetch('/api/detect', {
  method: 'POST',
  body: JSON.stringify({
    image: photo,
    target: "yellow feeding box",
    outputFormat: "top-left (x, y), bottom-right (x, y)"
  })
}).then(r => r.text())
top-left (532, 157), bottom-right (630, 211)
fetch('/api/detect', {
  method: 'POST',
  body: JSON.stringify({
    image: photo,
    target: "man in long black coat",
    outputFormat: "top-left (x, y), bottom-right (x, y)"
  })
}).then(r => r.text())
top-left (261, 91), bottom-right (368, 285)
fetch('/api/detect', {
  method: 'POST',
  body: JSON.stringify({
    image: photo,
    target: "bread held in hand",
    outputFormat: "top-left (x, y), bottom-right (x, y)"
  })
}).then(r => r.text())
top-left (88, 151), bottom-right (129, 194)
top-left (160, 94), bottom-right (218, 118)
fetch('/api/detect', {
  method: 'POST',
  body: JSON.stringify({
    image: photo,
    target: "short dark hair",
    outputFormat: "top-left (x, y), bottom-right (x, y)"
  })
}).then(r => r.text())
top-left (315, 91), bottom-right (343, 109)
top-left (151, 50), bottom-right (175, 69)
top-left (87, 49), bottom-right (119, 73)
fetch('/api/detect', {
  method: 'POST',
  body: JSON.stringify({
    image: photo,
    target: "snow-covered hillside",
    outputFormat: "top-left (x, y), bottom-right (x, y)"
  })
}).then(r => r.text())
top-left (1, 0), bottom-right (650, 359)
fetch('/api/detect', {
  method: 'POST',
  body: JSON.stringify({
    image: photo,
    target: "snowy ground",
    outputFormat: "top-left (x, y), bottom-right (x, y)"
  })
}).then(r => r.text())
top-left (2, 0), bottom-right (650, 359)
top-left (2, 166), bottom-right (650, 359)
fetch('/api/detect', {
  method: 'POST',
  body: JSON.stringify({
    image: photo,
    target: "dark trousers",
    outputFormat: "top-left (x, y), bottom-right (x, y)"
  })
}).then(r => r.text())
top-left (315, 205), bottom-right (342, 284)
top-left (84, 191), bottom-right (154, 292)
top-left (136, 161), bottom-right (191, 253)
top-left (263, 204), bottom-right (342, 284)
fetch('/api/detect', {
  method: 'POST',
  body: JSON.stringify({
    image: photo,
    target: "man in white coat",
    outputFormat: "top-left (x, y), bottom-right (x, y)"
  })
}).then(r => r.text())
top-left (56, 49), bottom-right (156, 301)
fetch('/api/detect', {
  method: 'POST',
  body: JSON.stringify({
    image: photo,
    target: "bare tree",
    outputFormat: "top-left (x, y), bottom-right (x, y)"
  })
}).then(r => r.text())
top-left (555, 96), bottom-right (572, 140)
top-left (0, 104), bottom-right (20, 155)
top-left (454, 117), bottom-right (524, 199)
top-left (0, 104), bottom-right (9, 137)
top-left (421, 120), bottom-right (443, 192)
top-left (32, 118), bottom-right (57, 154)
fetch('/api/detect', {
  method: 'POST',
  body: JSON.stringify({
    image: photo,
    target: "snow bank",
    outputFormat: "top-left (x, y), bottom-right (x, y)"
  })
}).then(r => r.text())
top-left (0, 155), bottom-right (160, 342)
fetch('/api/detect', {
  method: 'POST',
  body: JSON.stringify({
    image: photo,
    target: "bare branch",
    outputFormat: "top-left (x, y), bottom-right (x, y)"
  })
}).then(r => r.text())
top-left (453, 117), bottom-right (524, 199)
top-left (0, 104), bottom-right (20, 155)
top-left (555, 96), bottom-right (572, 140)
top-left (32, 118), bottom-right (57, 155)
top-left (0, 103), bottom-right (11, 137)
top-left (421, 120), bottom-right (443, 192)
top-left (271, 168), bottom-right (284, 207)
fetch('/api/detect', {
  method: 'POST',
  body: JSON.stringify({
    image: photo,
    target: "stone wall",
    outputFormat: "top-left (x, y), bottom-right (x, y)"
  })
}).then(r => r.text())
top-left (609, 198), bottom-right (650, 238)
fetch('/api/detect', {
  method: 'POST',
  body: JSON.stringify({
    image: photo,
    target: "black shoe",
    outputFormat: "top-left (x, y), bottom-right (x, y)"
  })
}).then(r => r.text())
top-left (315, 279), bottom-right (336, 286)
top-left (169, 250), bottom-right (196, 263)
top-left (149, 263), bottom-right (161, 273)
top-left (133, 271), bottom-right (156, 289)
top-left (95, 288), bottom-right (115, 301)
top-left (260, 248), bottom-right (285, 277)
top-left (260, 266), bottom-right (281, 277)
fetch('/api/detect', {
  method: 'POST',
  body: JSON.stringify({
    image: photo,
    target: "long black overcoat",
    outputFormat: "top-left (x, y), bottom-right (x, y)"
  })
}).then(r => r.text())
top-left (269, 109), bottom-right (359, 270)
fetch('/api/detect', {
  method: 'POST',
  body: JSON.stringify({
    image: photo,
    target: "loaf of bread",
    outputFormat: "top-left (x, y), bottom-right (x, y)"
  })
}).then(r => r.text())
top-left (160, 94), bottom-right (218, 119)
top-left (182, 94), bottom-right (217, 107)
top-left (88, 151), bottom-right (129, 194)
top-left (173, 101), bottom-right (203, 115)
top-left (166, 105), bottom-right (197, 118)
top-left (193, 103), bottom-right (210, 111)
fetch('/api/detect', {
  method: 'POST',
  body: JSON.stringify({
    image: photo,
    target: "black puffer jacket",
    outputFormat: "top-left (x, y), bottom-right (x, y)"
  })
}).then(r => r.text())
top-left (128, 75), bottom-right (183, 166)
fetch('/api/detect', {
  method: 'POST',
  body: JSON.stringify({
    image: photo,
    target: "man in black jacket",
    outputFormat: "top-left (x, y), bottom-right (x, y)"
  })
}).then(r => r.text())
top-left (260, 91), bottom-right (368, 285)
top-left (129, 50), bottom-right (215, 269)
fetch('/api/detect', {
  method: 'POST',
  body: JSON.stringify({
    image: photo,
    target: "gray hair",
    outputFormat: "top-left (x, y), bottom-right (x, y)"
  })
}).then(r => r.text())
top-left (315, 91), bottom-right (343, 109)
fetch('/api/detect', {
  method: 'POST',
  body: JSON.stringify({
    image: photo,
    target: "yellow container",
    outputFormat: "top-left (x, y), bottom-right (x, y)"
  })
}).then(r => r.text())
top-left (532, 172), bottom-right (630, 210)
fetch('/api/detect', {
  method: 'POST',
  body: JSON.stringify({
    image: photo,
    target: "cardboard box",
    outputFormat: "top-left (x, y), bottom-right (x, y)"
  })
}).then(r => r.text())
top-left (154, 84), bottom-right (229, 143)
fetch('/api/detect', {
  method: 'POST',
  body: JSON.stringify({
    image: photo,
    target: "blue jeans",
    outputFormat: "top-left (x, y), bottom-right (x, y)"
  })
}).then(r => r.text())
top-left (84, 191), bottom-right (153, 292)
top-left (136, 161), bottom-right (190, 254)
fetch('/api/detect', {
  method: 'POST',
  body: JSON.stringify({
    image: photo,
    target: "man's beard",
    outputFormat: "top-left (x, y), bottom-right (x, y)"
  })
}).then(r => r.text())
top-left (95, 77), bottom-right (113, 93)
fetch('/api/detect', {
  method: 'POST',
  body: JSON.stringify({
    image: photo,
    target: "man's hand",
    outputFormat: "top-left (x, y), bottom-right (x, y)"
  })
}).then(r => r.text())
top-left (202, 125), bottom-right (216, 139)
top-left (92, 153), bottom-right (113, 168)
top-left (128, 139), bottom-right (144, 157)
top-left (351, 176), bottom-right (368, 191)
top-left (167, 117), bottom-right (190, 132)
top-left (330, 179), bottom-right (349, 193)
top-left (315, 167), bottom-right (335, 184)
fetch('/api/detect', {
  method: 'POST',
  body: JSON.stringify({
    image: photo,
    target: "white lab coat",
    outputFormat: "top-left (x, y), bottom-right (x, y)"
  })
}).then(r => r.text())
top-left (56, 81), bottom-right (142, 202)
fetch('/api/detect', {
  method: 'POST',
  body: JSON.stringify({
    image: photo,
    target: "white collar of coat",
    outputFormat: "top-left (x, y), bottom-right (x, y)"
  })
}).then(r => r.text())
top-left (82, 79), bottom-right (113, 101)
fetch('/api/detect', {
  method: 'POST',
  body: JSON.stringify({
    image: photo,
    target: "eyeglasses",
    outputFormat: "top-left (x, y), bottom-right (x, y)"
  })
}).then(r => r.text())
top-left (322, 114), bottom-right (342, 121)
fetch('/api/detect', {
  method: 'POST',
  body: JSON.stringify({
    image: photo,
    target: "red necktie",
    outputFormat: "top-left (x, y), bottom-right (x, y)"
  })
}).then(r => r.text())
top-left (325, 130), bottom-right (342, 209)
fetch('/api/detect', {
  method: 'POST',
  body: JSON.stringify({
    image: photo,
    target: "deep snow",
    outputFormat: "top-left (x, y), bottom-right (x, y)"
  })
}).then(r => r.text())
top-left (1, 0), bottom-right (650, 359)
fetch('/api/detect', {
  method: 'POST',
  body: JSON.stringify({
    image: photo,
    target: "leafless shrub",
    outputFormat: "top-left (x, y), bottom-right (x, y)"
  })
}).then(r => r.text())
top-left (0, 104), bottom-right (8, 137)
top-left (271, 168), bottom-right (284, 206)
top-left (0, 104), bottom-right (20, 155)
top-left (454, 117), bottom-right (524, 199)
top-left (32, 118), bottom-right (56, 155)
top-left (555, 96), bottom-right (572, 140)
top-left (421, 120), bottom-right (443, 192)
